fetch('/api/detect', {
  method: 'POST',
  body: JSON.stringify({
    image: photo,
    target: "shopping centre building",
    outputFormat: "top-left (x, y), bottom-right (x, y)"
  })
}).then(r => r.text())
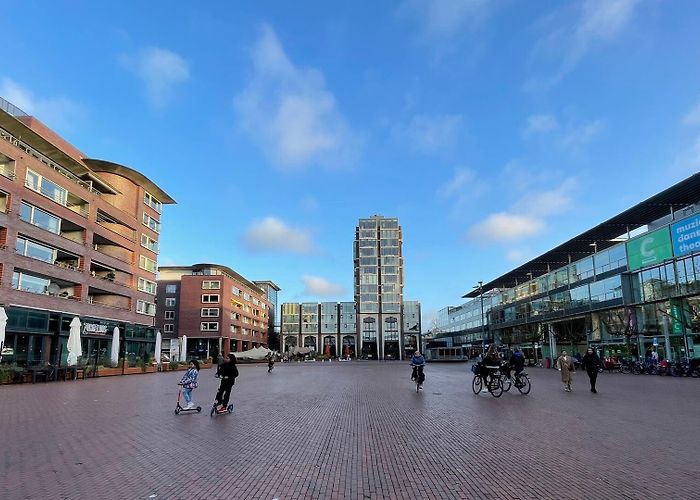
top-left (0, 97), bottom-right (174, 366)
top-left (434, 173), bottom-right (700, 365)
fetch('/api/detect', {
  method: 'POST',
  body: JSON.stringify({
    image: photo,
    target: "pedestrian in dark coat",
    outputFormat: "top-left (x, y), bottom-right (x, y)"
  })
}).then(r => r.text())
top-left (581, 347), bottom-right (601, 393)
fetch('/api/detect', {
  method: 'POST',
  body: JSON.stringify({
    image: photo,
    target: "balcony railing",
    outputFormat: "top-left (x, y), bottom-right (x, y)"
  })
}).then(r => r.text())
top-left (0, 163), bottom-right (16, 180)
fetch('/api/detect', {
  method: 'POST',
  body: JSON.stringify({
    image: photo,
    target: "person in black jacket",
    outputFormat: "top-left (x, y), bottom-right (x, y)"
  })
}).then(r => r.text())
top-left (581, 347), bottom-right (601, 393)
top-left (215, 353), bottom-right (239, 410)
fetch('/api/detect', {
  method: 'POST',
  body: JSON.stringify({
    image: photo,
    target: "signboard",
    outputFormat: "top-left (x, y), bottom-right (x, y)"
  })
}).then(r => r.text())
top-left (83, 323), bottom-right (109, 336)
top-left (626, 227), bottom-right (673, 271)
top-left (671, 213), bottom-right (700, 257)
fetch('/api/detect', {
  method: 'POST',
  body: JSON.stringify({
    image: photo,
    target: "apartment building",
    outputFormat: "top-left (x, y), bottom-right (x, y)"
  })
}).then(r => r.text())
top-left (0, 97), bottom-right (175, 366)
top-left (156, 264), bottom-right (274, 360)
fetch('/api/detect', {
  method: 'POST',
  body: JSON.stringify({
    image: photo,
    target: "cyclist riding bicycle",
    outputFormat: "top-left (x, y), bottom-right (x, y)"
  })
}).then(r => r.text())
top-left (505, 348), bottom-right (525, 379)
top-left (478, 344), bottom-right (501, 390)
top-left (410, 351), bottom-right (426, 388)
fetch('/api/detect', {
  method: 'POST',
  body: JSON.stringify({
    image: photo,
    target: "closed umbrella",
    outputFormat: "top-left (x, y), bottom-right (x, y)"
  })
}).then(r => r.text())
top-left (0, 306), bottom-right (7, 363)
top-left (67, 317), bottom-right (82, 366)
top-left (180, 335), bottom-right (187, 362)
top-left (110, 327), bottom-right (120, 366)
top-left (154, 330), bottom-right (162, 366)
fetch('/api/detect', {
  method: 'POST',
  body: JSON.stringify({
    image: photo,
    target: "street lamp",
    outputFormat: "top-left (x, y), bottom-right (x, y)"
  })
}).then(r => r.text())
top-left (473, 281), bottom-right (486, 352)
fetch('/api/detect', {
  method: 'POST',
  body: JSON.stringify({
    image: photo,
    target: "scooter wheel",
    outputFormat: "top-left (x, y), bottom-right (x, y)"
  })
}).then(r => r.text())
top-left (174, 407), bottom-right (181, 415)
top-left (196, 407), bottom-right (202, 412)
top-left (227, 404), bottom-right (234, 413)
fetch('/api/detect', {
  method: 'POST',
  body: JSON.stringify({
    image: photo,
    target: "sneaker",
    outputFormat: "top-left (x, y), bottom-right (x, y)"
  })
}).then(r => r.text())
top-left (186, 403), bottom-right (195, 409)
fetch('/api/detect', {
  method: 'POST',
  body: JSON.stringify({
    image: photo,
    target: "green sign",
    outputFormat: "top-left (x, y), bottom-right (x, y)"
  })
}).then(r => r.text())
top-left (626, 227), bottom-right (673, 271)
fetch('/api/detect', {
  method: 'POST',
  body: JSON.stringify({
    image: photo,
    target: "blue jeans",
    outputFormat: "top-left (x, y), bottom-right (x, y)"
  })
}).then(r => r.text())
top-left (183, 387), bottom-right (193, 404)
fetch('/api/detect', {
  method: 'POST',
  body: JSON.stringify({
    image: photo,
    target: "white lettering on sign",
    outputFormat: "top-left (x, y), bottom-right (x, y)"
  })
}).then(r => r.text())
top-left (83, 323), bottom-right (109, 334)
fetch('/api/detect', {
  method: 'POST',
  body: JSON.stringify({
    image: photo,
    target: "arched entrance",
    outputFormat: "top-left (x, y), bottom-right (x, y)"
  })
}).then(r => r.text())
top-left (384, 316), bottom-right (400, 360)
top-left (342, 335), bottom-right (356, 359)
top-left (322, 335), bottom-right (336, 357)
top-left (303, 336), bottom-right (317, 353)
top-left (362, 318), bottom-right (377, 359)
top-left (284, 336), bottom-right (298, 352)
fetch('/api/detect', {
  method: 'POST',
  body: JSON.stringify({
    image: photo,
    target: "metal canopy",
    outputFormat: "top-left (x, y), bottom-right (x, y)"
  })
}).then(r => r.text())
top-left (463, 172), bottom-right (700, 298)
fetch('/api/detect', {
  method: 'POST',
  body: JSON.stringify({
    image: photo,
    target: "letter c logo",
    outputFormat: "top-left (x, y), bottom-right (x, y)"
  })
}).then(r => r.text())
top-left (640, 237), bottom-right (655, 258)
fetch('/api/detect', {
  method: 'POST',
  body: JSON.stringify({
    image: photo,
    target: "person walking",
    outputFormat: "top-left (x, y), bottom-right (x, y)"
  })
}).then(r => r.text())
top-left (267, 354), bottom-right (275, 373)
top-left (556, 350), bottom-right (574, 392)
top-left (216, 352), bottom-right (224, 371)
top-left (215, 353), bottom-right (239, 412)
top-left (581, 347), bottom-right (601, 393)
top-left (178, 360), bottom-right (200, 409)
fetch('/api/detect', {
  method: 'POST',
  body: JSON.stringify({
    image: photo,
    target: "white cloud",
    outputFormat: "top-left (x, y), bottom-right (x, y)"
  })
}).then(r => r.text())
top-left (234, 24), bottom-right (359, 170)
top-left (401, 0), bottom-right (491, 40)
top-left (514, 178), bottom-right (578, 217)
top-left (0, 78), bottom-right (83, 131)
top-left (243, 216), bottom-right (314, 254)
top-left (121, 47), bottom-right (190, 107)
top-left (683, 97), bottom-right (700, 126)
top-left (526, 0), bottom-right (640, 90)
top-left (525, 114), bottom-right (559, 134)
top-left (559, 119), bottom-right (606, 151)
top-left (439, 168), bottom-right (475, 198)
top-left (467, 175), bottom-right (578, 244)
top-left (400, 114), bottom-right (464, 152)
top-left (302, 275), bottom-right (345, 297)
top-left (467, 213), bottom-right (545, 242)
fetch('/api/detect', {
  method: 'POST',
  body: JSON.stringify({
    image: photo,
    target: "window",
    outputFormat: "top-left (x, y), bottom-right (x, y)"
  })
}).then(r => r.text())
top-left (143, 191), bottom-right (162, 213)
top-left (202, 294), bottom-right (220, 303)
top-left (139, 255), bottom-right (157, 273)
top-left (231, 286), bottom-right (240, 296)
top-left (142, 213), bottom-right (160, 233)
top-left (201, 308), bottom-right (220, 317)
top-left (200, 322), bottom-right (219, 331)
top-left (20, 202), bottom-right (61, 234)
top-left (163, 324), bottom-right (174, 333)
top-left (25, 169), bottom-right (67, 205)
top-left (202, 280), bottom-right (221, 290)
top-left (140, 234), bottom-right (159, 253)
top-left (137, 277), bottom-right (157, 294)
top-left (136, 300), bottom-right (156, 316)
top-left (166, 284), bottom-right (177, 294)
top-left (165, 298), bottom-right (176, 307)
top-left (164, 311), bottom-right (175, 320)
top-left (12, 271), bottom-right (50, 294)
top-left (15, 237), bottom-right (55, 264)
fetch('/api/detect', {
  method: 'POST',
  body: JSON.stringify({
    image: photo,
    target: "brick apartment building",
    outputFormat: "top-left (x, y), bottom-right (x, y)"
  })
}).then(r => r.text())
top-left (0, 96), bottom-right (175, 366)
top-left (156, 264), bottom-right (277, 360)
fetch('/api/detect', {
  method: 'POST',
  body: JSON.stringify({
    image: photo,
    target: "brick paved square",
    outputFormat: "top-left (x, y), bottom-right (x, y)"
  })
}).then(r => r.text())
top-left (1, 362), bottom-right (698, 499)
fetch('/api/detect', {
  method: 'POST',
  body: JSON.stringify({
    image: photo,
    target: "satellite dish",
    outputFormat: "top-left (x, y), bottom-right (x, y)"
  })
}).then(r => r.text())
top-left (47, 283), bottom-right (61, 295)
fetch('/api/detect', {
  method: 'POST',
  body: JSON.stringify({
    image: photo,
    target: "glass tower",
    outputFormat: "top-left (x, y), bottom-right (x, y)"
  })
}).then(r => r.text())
top-left (354, 215), bottom-right (404, 359)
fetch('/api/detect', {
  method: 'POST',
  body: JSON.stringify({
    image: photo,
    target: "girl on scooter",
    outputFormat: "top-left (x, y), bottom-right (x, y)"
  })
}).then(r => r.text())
top-left (179, 360), bottom-right (200, 409)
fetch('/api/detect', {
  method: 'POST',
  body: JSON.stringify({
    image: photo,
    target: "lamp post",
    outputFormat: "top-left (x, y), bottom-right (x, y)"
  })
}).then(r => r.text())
top-left (474, 281), bottom-right (485, 352)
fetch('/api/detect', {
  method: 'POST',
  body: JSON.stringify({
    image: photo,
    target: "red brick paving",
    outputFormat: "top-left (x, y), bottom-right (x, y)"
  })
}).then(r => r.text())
top-left (1, 362), bottom-right (698, 499)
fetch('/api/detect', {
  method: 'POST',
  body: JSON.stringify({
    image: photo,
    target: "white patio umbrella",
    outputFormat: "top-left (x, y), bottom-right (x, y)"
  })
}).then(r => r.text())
top-left (154, 330), bottom-right (162, 365)
top-left (110, 327), bottom-right (120, 366)
top-left (180, 335), bottom-right (187, 362)
top-left (67, 317), bottom-right (82, 366)
top-left (0, 306), bottom-right (7, 363)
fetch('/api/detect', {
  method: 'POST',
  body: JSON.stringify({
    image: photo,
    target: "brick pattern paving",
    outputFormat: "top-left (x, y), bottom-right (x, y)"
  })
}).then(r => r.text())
top-left (1, 362), bottom-right (699, 499)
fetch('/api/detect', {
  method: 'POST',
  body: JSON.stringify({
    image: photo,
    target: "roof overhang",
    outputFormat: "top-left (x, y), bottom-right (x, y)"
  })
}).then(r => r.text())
top-left (83, 158), bottom-right (176, 204)
top-left (463, 172), bottom-right (700, 298)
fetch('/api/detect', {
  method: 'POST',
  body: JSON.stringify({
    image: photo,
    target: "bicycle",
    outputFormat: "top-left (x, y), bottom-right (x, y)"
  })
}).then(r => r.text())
top-left (472, 365), bottom-right (503, 398)
top-left (412, 365), bottom-right (425, 392)
top-left (500, 369), bottom-right (531, 395)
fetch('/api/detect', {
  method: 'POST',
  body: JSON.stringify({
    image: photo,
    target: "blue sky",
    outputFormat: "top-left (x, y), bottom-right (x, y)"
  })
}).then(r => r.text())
top-left (3, 1), bottom-right (700, 325)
